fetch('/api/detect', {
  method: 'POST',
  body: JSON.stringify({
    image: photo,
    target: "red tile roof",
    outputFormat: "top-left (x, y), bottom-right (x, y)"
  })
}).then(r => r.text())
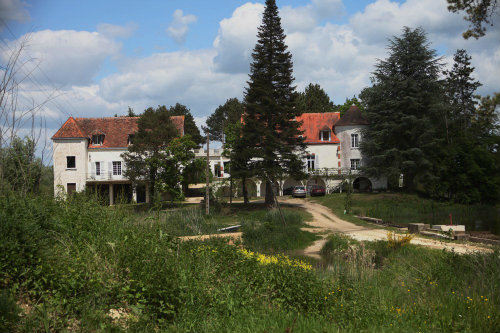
top-left (297, 112), bottom-right (340, 144)
top-left (52, 116), bottom-right (185, 148)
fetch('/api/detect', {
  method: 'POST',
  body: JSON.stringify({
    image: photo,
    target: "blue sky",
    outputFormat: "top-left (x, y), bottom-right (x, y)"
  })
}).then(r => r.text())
top-left (1, 0), bottom-right (499, 154)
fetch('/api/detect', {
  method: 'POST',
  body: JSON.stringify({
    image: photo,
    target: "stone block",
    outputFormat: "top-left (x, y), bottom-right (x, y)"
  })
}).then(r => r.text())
top-left (408, 223), bottom-right (425, 233)
top-left (431, 225), bottom-right (466, 232)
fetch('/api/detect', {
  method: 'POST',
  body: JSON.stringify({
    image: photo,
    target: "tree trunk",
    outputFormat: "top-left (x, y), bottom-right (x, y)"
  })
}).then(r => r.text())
top-left (265, 180), bottom-right (275, 207)
top-left (242, 176), bottom-right (249, 204)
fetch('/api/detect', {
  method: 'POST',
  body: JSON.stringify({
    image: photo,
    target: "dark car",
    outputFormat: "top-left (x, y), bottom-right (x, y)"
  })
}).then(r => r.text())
top-left (309, 185), bottom-right (326, 196)
top-left (283, 186), bottom-right (294, 195)
top-left (292, 186), bottom-right (307, 198)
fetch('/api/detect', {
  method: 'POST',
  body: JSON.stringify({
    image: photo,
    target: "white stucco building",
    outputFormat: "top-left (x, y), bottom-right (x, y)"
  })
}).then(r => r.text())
top-left (52, 106), bottom-right (386, 203)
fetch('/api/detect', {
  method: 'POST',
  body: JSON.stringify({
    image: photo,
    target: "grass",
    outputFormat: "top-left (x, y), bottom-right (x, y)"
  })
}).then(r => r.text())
top-left (311, 192), bottom-right (500, 234)
top-left (1, 192), bottom-right (498, 332)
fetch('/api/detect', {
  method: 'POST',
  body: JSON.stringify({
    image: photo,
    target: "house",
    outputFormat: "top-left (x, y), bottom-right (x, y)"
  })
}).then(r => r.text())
top-left (51, 116), bottom-right (184, 204)
top-left (51, 106), bottom-right (386, 203)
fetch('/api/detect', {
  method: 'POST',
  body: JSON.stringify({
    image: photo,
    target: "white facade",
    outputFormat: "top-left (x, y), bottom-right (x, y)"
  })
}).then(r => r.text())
top-left (53, 139), bottom-right (88, 196)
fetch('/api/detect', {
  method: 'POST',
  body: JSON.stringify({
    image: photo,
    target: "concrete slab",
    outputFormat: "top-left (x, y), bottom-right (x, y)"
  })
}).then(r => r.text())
top-left (431, 225), bottom-right (466, 232)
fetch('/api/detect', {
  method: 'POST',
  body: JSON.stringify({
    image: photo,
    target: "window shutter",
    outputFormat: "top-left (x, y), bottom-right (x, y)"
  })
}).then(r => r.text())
top-left (315, 154), bottom-right (320, 169)
top-left (108, 162), bottom-right (113, 176)
top-left (90, 161), bottom-right (95, 178)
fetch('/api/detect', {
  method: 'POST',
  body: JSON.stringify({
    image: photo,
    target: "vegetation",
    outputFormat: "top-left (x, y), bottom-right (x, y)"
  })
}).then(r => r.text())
top-left (311, 193), bottom-right (500, 234)
top-left (205, 98), bottom-right (244, 143)
top-left (1, 193), bottom-right (498, 332)
top-left (296, 83), bottom-right (335, 114)
top-left (447, 0), bottom-right (499, 39)
top-left (335, 96), bottom-right (364, 116)
top-left (242, 0), bottom-right (306, 206)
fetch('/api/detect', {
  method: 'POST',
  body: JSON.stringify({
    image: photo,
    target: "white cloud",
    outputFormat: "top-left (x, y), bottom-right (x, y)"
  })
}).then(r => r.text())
top-left (97, 22), bottom-right (138, 38)
top-left (1, 30), bottom-right (121, 88)
top-left (167, 9), bottom-right (197, 44)
top-left (0, 0), bottom-right (29, 28)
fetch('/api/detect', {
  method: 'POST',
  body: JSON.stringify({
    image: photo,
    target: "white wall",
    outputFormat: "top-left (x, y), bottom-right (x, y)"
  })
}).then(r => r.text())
top-left (53, 139), bottom-right (88, 196)
top-left (88, 149), bottom-right (128, 181)
top-left (304, 143), bottom-right (339, 170)
top-left (335, 125), bottom-right (365, 170)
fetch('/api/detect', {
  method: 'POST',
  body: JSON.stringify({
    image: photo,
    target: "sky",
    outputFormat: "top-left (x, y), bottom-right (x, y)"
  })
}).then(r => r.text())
top-left (1, 0), bottom-right (499, 154)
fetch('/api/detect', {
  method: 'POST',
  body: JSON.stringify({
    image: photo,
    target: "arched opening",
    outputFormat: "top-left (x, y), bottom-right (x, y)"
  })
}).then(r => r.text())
top-left (306, 177), bottom-right (326, 188)
top-left (353, 177), bottom-right (372, 192)
top-left (283, 178), bottom-right (302, 195)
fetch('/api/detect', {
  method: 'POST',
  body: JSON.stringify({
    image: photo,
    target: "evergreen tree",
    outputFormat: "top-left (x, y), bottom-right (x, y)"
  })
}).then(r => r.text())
top-left (360, 27), bottom-right (445, 192)
top-left (242, 0), bottom-right (306, 206)
top-left (296, 83), bottom-right (335, 114)
top-left (336, 96), bottom-right (364, 116)
top-left (205, 98), bottom-right (244, 143)
top-left (122, 106), bottom-right (181, 202)
top-left (168, 103), bottom-right (204, 147)
top-left (443, 49), bottom-right (482, 143)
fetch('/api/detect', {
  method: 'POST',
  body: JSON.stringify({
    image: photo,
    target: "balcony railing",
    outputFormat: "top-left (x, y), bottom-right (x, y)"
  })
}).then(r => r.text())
top-left (306, 168), bottom-right (361, 177)
top-left (86, 172), bottom-right (126, 181)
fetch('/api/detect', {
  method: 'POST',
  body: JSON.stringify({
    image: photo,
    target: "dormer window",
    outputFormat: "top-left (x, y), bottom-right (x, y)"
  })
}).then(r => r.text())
top-left (320, 130), bottom-right (331, 142)
top-left (127, 134), bottom-right (135, 145)
top-left (92, 134), bottom-right (104, 145)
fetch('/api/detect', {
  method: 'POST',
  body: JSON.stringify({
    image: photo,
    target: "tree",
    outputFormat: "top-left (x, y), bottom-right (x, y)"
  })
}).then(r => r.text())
top-left (156, 135), bottom-right (197, 202)
top-left (127, 106), bottom-right (137, 117)
top-left (336, 96), bottom-right (364, 117)
top-left (360, 27), bottom-right (446, 192)
top-left (122, 106), bottom-right (181, 202)
top-left (205, 98), bottom-right (244, 143)
top-left (443, 49), bottom-right (482, 143)
top-left (168, 103), bottom-right (204, 147)
top-left (447, 0), bottom-right (499, 39)
top-left (296, 83), bottom-right (335, 114)
top-left (242, 0), bottom-right (306, 206)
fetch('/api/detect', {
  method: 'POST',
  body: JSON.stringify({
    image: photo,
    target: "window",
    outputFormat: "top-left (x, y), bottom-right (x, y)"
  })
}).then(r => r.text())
top-left (351, 134), bottom-right (359, 148)
top-left (320, 130), bottom-right (330, 141)
top-left (127, 134), bottom-right (134, 145)
top-left (95, 162), bottom-right (101, 176)
top-left (66, 156), bottom-right (76, 169)
top-left (351, 159), bottom-right (360, 170)
top-left (214, 164), bottom-right (222, 178)
top-left (307, 154), bottom-right (315, 170)
top-left (92, 134), bottom-right (104, 145)
top-left (113, 161), bottom-right (122, 176)
top-left (67, 183), bottom-right (76, 195)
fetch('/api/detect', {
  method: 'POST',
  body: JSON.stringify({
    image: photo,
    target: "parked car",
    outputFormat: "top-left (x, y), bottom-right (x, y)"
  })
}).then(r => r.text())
top-left (292, 186), bottom-right (307, 198)
top-left (283, 186), bottom-right (294, 195)
top-left (309, 185), bottom-right (326, 196)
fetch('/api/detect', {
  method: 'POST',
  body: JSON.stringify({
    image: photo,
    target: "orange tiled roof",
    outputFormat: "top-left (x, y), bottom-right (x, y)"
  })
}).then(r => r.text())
top-left (297, 112), bottom-right (340, 144)
top-left (52, 116), bottom-right (185, 148)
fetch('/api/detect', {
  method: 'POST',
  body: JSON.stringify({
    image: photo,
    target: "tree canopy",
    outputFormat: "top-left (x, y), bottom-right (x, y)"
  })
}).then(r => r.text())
top-left (447, 0), bottom-right (499, 39)
top-left (336, 96), bottom-right (364, 117)
top-left (242, 0), bottom-right (306, 205)
top-left (205, 98), bottom-right (244, 143)
top-left (296, 83), bottom-right (335, 114)
top-left (168, 103), bottom-right (204, 146)
top-left (360, 27), bottom-right (445, 192)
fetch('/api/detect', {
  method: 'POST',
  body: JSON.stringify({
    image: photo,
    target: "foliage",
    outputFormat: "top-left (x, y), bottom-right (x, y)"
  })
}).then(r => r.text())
top-left (296, 83), bottom-right (335, 114)
top-left (335, 96), bottom-right (364, 116)
top-left (205, 98), bottom-right (244, 143)
top-left (242, 209), bottom-right (317, 252)
top-left (360, 27), bottom-right (446, 192)
top-left (242, 0), bottom-right (307, 205)
top-left (156, 135), bottom-right (197, 202)
top-left (447, 0), bottom-right (499, 39)
top-left (168, 103), bottom-right (204, 146)
top-left (0, 136), bottom-right (44, 195)
top-left (386, 231), bottom-right (415, 249)
top-left (122, 106), bottom-right (181, 202)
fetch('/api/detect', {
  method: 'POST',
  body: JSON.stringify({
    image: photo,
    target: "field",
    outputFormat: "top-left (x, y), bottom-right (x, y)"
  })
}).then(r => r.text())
top-left (1, 193), bottom-right (499, 332)
top-left (311, 192), bottom-right (500, 234)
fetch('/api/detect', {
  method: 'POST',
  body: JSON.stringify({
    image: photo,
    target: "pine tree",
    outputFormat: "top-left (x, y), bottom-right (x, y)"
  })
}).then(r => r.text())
top-left (360, 27), bottom-right (446, 192)
top-left (242, 0), bottom-right (306, 206)
top-left (443, 49), bottom-right (482, 143)
top-left (168, 103), bottom-right (204, 147)
top-left (296, 83), bottom-right (335, 114)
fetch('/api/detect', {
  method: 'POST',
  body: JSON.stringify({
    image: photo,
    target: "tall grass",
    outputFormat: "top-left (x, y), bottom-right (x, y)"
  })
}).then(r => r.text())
top-left (1, 193), bottom-right (498, 332)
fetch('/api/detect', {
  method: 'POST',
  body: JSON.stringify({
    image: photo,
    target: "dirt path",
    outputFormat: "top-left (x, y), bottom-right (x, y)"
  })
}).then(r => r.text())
top-left (281, 197), bottom-right (492, 256)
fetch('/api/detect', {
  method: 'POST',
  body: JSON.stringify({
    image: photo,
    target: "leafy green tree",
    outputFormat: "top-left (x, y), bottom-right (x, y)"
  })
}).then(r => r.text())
top-left (447, 0), bottom-right (499, 39)
top-left (336, 96), bottom-right (364, 116)
top-left (181, 157), bottom-right (206, 196)
top-left (122, 106), bottom-right (181, 202)
top-left (205, 98), bottom-right (244, 142)
top-left (168, 103), bottom-right (204, 147)
top-left (0, 136), bottom-right (43, 195)
top-left (443, 49), bottom-right (482, 143)
top-left (242, 0), bottom-right (307, 206)
top-left (296, 83), bottom-right (335, 114)
top-left (360, 27), bottom-right (446, 192)
top-left (156, 135), bottom-right (197, 202)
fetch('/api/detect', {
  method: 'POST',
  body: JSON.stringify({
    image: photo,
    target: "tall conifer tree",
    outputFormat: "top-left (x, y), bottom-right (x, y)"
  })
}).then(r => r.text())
top-left (242, 0), bottom-right (306, 206)
top-left (360, 27), bottom-right (445, 191)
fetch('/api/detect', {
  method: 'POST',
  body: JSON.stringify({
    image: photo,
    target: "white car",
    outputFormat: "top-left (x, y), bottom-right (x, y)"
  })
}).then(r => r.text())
top-left (292, 186), bottom-right (307, 198)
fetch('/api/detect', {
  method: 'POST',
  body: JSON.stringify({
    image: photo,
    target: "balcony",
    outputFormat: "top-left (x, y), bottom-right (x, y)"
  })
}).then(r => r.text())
top-left (306, 168), bottom-right (361, 177)
top-left (86, 172), bottom-right (126, 181)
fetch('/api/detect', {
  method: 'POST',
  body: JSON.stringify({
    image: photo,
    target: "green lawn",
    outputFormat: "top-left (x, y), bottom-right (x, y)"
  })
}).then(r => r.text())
top-left (310, 192), bottom-right (500, 234)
